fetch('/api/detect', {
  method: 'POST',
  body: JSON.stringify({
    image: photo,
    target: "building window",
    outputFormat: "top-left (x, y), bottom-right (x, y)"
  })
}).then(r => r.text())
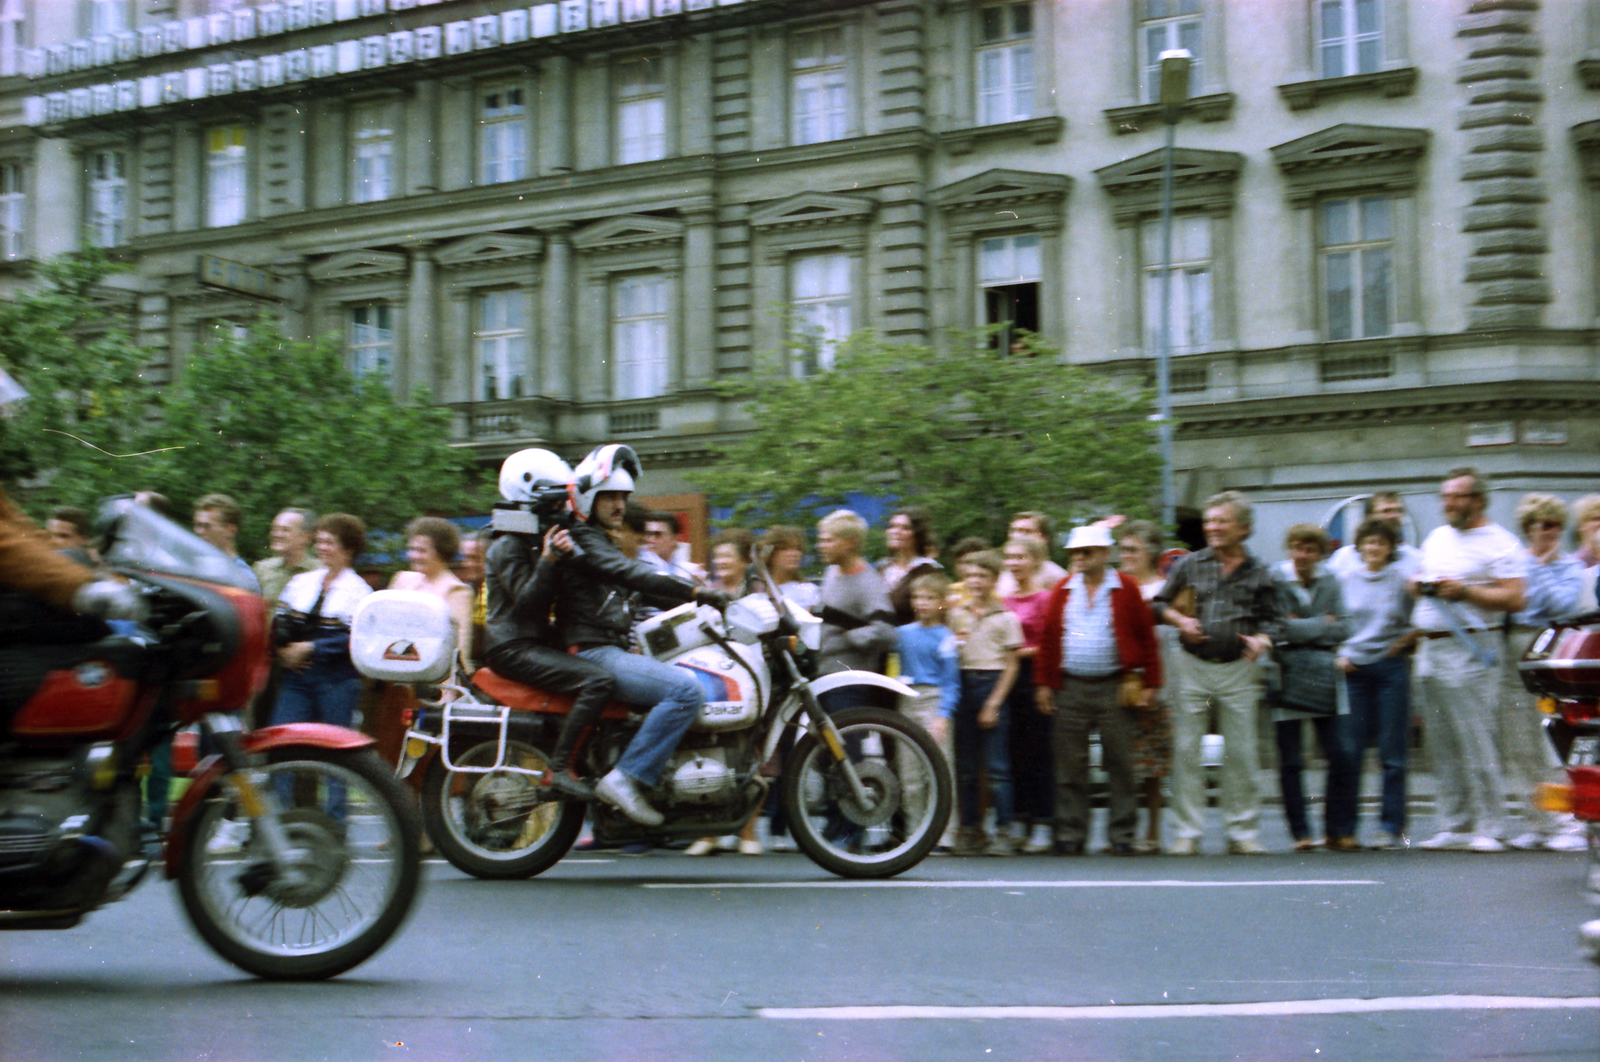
top-left (206, 126), bottom-right (247, 228)
top-left (612, 274), bottom-right (669, 400)
top-left (977, 3), bottom-right (1033, 125)
top-left (200, 319), bottom-right (249, 352)
top-left (979, 233), bottom-right (1040, 351)
top-left (85, 0), bottom-right (130, 36)
top-left (351, 103), bottom-right (395, 204)
top-left (87, 149), bottom-right (126, 248)
top-left (1320, 195), bottom-right (1392, 340)
top-left (615, 59), bottom-right (665, 165)
top-left (479, 83), bottom-right (527, 185)
top-left (476, 290), bottom-right (529, 401)
top-left (0, 0), bottom-right (24, 79)
top-left (1318, 0), bottom-right (1381, 79)
top-left (348, 303), bottom-right (394, 379)
top-left (791, 27), bottom-right (848, 146)
top-left (1141, 214), bottom-right (1212, 352)
top-left (1139, 0), bottom-right (1203, 104)
top-left (0, 162), bottom-right (22, 260)
top-left (790, 253), bottom-right (851, 376)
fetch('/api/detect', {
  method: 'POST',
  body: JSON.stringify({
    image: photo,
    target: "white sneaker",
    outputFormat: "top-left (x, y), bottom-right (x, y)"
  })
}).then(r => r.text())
top-left (1022, 823), bottom-right (1054, 854)
top-left (1368, 832), bottom-right (1407, 851)
top-left (595, 768), bottom-right (664, 827)
top-left (1508, 831), bottom-right (1547, 851)
top-left (1467, 835), bottom-right (1506, 853)
top-left (206, 818), bottom-right (250, 855)
top-left (1546, 831), bottom-right (1589, 853)
top-left (1418, 831), bottom-right (1474, 850)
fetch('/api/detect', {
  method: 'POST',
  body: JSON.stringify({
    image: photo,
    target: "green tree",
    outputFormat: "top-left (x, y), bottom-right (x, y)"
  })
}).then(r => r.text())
top-left (0, 250), bottom-right (158, 510)
top-left (137, 319), bottom-right (487, 561)
top-left (694, 329), bottom-right (1162, 546)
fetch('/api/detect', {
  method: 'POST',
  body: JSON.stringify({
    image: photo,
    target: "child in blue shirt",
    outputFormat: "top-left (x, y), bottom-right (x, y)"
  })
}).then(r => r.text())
top-left (898, 571), bottom-right (960, 847)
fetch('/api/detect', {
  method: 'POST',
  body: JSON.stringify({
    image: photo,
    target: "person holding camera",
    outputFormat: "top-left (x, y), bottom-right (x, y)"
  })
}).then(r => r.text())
top-left (1412, 468), bottom-right (1526, 853)
top-left (271, 513), bottom-right (373, 733)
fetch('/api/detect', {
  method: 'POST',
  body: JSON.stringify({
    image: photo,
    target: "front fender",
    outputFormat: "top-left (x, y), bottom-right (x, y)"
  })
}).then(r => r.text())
top-left (163, 724), bottom-right (376, 878)
top-left (809, 670), bottom-right (917, 702)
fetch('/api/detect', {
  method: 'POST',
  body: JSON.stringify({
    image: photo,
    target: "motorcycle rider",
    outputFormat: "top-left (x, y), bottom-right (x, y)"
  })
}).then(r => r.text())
top-left (0, 366), bottom-right (141, 626)
top-left (483, 448), bottom-right (618, 801)
top-left (554, 444), bottom-right (731, 826)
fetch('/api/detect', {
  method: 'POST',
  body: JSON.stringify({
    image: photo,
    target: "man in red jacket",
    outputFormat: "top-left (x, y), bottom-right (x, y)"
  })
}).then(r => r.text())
top-left (1034, 524), bottom-right (1161, 856)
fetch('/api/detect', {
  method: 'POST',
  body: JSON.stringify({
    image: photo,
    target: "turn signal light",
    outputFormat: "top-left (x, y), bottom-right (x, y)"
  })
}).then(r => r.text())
top-left (1536, 782), bottom-right (1575, 814)
top-left (1537, 697), bottom-right (1559, 715)
top-left (404, 737), bottom-right (429, 760)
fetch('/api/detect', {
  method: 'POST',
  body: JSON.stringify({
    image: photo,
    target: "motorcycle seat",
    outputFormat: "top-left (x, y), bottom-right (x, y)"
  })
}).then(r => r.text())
top-left (471, 667), bottom-right (634, 720)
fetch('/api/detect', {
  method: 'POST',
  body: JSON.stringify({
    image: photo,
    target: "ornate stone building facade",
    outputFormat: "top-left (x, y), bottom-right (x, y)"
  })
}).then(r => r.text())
top-left (1, 0), bottom-right (1595, 542)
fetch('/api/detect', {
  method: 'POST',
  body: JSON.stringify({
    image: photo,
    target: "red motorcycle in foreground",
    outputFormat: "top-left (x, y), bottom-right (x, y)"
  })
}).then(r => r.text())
top-left (0, 498), bottom-right (422, 980)
top-left (1519, 615), bottom-right (1600, 964)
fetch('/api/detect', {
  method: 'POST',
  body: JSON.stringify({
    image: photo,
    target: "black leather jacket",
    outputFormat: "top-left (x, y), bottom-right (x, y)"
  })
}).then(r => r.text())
top-left (484, 532), bottom-right (559, 651)
top-left (553, 522), bottom-right (696, 649)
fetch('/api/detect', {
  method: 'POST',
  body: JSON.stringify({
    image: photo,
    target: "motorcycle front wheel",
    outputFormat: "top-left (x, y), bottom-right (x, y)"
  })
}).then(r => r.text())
top-left (781, 705), bottom-right (952, 879)
top-left (176, 746), bottom-right (423, 981)
top-left (420, 738), bottom-right (585, 879)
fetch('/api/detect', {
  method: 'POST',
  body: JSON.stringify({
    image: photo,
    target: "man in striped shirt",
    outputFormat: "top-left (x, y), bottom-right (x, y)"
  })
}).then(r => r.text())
top-left (1153, 491), bottom-right (1283, 855)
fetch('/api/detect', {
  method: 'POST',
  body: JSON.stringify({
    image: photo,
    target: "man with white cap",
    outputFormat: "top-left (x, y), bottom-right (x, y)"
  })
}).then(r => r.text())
top-left (1033, 523), bottom-right (1162, 855)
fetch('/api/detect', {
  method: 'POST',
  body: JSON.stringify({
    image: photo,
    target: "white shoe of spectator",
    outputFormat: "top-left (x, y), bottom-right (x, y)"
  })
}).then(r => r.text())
top-left (1508, 831), bottom-right (1547, 851)
top-left (1546, 831), bottom-right (1589, 853)
top-left (1467, 835), bottom-right (1506, 853)
top-left (1418, 831), bottom-right (1474, 850)
top-left (206, 818), bottom-right (250, 855)
top-left (1368, 832), bottom-right (1407, 850)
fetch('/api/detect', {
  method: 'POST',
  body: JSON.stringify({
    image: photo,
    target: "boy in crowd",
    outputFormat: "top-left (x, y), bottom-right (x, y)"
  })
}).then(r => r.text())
top-left (949, 549), bottom-right (1023, 856)
top-left (897, 571), bottom-right (961, 846)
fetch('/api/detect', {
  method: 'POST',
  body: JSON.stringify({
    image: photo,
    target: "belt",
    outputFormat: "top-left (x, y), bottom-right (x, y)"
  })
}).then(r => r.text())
top-left (1419, 628), bottom-right (1490, 640)
top-left (1064, 671), bottom-right (1120, 682)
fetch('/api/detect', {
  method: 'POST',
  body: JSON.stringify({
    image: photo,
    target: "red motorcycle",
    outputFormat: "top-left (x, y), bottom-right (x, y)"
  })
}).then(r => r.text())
top-left (0, 498), bottom-right (422, 980)
top-left (1518, 615), bottom-right (1600, 964)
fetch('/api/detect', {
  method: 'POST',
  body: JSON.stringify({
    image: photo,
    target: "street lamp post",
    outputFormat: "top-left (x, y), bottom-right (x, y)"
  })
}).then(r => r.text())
top-left (1155, 48), bottom-right (1191, 534)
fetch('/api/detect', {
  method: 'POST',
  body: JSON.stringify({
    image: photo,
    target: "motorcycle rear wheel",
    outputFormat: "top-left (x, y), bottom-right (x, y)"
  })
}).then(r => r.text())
top-left (781, 705), bottom-right (952, 879)
top-left (421, 738), bottom-right (585, 879)
top-left (176, 746), bottom-right (423, 981)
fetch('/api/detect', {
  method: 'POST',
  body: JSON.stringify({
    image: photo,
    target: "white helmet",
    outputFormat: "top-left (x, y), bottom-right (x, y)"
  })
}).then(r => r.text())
top-left (498, 448), bottom-right (573, 503)
top-left (572, 444), bottom-right (641, 519)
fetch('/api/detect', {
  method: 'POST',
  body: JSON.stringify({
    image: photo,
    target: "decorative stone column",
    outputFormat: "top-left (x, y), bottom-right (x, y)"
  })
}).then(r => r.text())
top-left (540, 224), bottom-right (574, 398)
top-left (405, 241), bottom-right (436, 399)
top-left (1458, 0), bottom-right (1549, 329)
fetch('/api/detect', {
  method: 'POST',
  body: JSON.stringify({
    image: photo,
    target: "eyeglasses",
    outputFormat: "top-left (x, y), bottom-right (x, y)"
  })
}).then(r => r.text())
top-left (1528, 521), bottom-right (1563, 531)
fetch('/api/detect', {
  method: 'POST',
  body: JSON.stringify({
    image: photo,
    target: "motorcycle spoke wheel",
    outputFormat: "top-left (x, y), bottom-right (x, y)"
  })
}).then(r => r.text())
top-left (781, 706), bottom-right (952, 879)
top-left (420, 739), bottom-right (584, 880)
top-left (177, 747), bottom-right (422, 981)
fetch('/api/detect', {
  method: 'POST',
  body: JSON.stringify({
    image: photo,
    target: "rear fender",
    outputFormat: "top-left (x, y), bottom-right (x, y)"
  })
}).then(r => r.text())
top-left (163, 724), bottom-right (375, 877)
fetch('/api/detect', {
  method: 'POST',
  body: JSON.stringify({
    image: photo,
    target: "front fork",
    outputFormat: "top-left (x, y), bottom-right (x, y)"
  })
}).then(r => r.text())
top-left (781, 654), bottom-right (876, 810)
top-left (202, 713), bottom-right (311, 889)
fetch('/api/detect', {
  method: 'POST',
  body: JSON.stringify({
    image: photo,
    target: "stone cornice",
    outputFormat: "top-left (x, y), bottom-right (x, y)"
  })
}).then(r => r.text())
top-left (1572, 120), bottom-right (1600, 186)
top-left (1094, 147), bottom-right (1243, 224)
top-left (1276, 67), bottom-right (1420, 111)
top-left (1270, 123), bottom-right (1429, 205)
top-left (939, 115), bottom-right (1065, 156)
top-left (1102, 92), bottom-right (1235, 136)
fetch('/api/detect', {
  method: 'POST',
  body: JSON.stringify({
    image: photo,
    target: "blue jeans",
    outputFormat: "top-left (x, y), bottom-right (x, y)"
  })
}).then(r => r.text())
top-left (954, 670), bottom-right (1012, 830)
top-left (579, 645), bottom-right (704, 787)
top-left (1345, 654), bottom-right (1410, 837)
top-left (1274, 714), bottom-right (1356, 842)
top-left (270, 665), bottom-right (363, 818)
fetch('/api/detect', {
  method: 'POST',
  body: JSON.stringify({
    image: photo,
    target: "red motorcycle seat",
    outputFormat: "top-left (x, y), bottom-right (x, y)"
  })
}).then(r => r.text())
top-left (471, 667), bottom-right (634, 720)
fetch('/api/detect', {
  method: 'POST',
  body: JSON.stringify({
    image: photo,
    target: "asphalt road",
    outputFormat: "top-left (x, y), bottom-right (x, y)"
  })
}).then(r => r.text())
top-left (2, 844), bottom-right (1598, 1062)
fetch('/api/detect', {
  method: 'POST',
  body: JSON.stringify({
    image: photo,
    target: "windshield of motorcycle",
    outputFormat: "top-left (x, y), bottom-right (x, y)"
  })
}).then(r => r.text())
top-left (96, 495), bottom-right (259, 592)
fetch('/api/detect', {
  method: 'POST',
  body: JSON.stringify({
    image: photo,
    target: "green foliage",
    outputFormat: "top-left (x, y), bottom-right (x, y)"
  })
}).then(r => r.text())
top-left (693, 329), bottom-right (1162, 546)
top-left (0, 250), bottom-right (156, 508)
top-left (138, 318), bottom-right (488, 560)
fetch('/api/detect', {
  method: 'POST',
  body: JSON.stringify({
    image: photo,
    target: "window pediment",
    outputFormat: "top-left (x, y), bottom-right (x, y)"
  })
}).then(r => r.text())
top-left (1271, 123), bottom-right (1429, 205)
top-left (308, 249), bottom-right (407, 283)
top-left (1094, 148), bottom-right (1244, 224)
top-left (750, 192), bottom-right (876, 232)
top-left (1572, 120), bottom-right (1600, 187)
top-left (572, 214), bottom-right (686, 251)
top-left (930, 168), bottom-right (1071, 213)
top-left (436, 232), bottom-right (545, 269)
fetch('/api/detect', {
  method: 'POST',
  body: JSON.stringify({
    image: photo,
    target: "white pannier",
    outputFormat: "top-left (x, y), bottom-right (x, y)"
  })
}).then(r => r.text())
top-left (351, 589), bottom-right (457, 684)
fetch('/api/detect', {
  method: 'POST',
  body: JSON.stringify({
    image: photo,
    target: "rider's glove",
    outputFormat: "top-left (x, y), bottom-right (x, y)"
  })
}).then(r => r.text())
top-left (72, 579), bottom-right (146, 622)
top-left (694, 588), bottom-right (734, 612)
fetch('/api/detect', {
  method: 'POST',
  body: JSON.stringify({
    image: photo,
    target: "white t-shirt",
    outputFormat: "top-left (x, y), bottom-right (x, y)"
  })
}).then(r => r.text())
top-left (1413, 522), bottom-right (1526, 631)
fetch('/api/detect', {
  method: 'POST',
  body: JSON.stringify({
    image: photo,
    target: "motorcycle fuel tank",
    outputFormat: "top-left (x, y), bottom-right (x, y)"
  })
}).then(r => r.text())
top-left (673, 642), bottom-right (768, 732)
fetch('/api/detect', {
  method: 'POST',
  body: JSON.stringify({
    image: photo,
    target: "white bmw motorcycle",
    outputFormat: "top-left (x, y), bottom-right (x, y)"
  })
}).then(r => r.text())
top-left (351, 554), bottom-right (952, 880)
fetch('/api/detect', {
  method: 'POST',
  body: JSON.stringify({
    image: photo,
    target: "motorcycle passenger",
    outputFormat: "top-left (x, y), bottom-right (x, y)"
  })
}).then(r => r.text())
top-left (554, 444), bottom-right (732, 826)
top-left (483, 448), bottom-right (617, 801)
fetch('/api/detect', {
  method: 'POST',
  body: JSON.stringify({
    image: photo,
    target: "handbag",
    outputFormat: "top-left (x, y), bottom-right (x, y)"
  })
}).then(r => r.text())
top-left (1276, 644), bottom-right (1340, 715)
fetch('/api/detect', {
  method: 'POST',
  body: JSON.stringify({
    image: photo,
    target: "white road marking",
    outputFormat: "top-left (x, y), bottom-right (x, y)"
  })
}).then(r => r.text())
top-left (644, 878), bottom-right (1381, 889)
top-left (758, 996), bottom-right (1600, 1020)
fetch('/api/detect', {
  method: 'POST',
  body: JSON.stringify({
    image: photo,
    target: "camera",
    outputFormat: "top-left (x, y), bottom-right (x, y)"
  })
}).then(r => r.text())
top-left (490, 487), bottom-right (579, 540)
top-left (1415, 581), bottom-right (1439, 597)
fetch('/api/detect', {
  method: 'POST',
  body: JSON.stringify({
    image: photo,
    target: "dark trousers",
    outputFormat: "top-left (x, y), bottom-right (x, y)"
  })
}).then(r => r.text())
top-left (1007, 660), bottom-right (1053, 824)
top-left (1275, 713), bottom-right (1357, 842)
top-left (1345, 654), bottom-right (1410, 837)
top-left (485, 639), bottom-right (616, 769)
top-left (1052, 673), bottom-right (1136, 847)
top-left (954, 670), bottom-right (1012, 829)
